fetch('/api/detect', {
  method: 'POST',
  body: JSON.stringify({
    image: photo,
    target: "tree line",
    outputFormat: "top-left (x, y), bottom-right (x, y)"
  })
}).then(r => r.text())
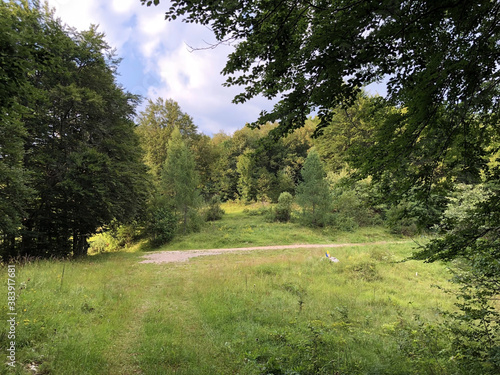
top-left (1, 1), bottom-right (147, 258)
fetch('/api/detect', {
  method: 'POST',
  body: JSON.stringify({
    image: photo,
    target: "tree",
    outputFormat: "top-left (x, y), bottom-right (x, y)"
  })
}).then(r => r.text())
top-left (274, 192), bottom-right (293, 222)
top-left (1, 1), bottom-right (148, 257)
top-left (161, 127), bottom-right (201, 233)
top-left (296, 149), bottom-right (331, 227)
top-left (136, 97), bottom-right (199, 181)
top-left (0, 1), bottom-right (34, 249)
top-left (236, 149), bottom-right (257, 203)
top-left (143, 0), bottom-right (498, 136)
top-left (313, 92), bottom-right (388, 173)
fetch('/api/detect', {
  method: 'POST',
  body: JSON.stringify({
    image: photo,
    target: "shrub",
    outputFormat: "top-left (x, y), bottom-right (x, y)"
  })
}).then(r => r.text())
top-left (204, 195), bottom-right (225, 221)
top-left (147, 206), bottom-right (177, 247)
top-left (274, 192), bottom-right (293, 222)
top-left (88, 232), bottom-right (119, 254)
top-left (385, 201), bottom-right (420, 236)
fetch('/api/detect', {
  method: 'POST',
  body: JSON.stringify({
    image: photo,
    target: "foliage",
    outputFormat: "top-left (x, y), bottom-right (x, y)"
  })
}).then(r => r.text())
top-left (147, 1), bottom-right (499, 143)
top-left (136, 97), bottom-right (199, 181)
top-left (273, 192), bottom-right (294, 222)
top-left (146, 200), bottom-right (178, 247)
top-left (236, 149), bottom-right (257, 202)
top-left (327, 171), bottom-right (382, 232)
top-left (0, 1), bottom-right (33, 245)
top-left (161, 127), bottom-right (202, 234)
top-left (0, 1), bottom-right (148, 258)
top-left (296, 149), bottom-right (332, 227)
top-left (314, 92), bottom-right (388, 173)
top-left (413, 182), bottom-right (500, 372)
top-left (384, 202), bottom-right (420, 237)
top-left (203, 195), bottom-right (225, 222)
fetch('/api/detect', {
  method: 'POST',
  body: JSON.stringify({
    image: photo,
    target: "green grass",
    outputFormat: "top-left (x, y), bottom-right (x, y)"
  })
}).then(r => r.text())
top-left (0, 205), bottom-right (457, 374)
top-left (154, 202), bottom-right (404, 251)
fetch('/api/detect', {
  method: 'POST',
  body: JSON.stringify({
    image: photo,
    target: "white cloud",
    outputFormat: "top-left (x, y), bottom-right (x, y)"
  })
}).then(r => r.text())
top-left (111, 0), bottom-right (137, 14)
top-left (47, 0), bottom-right (100, 31)
top-left (45, 0), bottom-right (276, 135)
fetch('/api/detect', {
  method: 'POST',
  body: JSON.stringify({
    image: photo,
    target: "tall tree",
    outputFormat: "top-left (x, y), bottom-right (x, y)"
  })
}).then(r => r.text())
top-left (236, 149), bottom-right (257, 202)
top-left (161, 127), bottom-right (201, 233)
top-left (136, 97), bottom-right (199, 181)
top-left (144, 0), bottom-right (499, 137)
top-left (0, 1), bottom-right (33, 249)
top-left (1, 1), bottom-right (148, 257)
top-left (313, 92), bottom-right (388, 173)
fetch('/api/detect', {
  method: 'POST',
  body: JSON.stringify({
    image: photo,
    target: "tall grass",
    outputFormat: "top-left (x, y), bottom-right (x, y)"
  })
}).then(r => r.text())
top-left (0, 204), bottom-right (455, 374)
top-left (1, 243), bottom-right (457, 374)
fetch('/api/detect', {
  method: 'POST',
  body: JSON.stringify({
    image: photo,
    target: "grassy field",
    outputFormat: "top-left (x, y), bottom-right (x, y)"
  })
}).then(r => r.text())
top-left (1, 204), bottom-right (458, 374)
top-left (153, 202), bottom-right (405, 251)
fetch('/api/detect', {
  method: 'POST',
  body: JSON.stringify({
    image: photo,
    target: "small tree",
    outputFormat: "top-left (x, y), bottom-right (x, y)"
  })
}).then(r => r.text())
top-left (274, 192), bottom-right (293, 222)
top-left (161, 127), bottom-right (201, 233)
top-left (236, 149), bottom-right (257, 202)
top-left (296, 149), bottom-right (331, 227)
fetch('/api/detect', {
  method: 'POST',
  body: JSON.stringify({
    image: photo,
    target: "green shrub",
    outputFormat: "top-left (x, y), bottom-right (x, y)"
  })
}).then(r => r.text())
top-left (273, 192), bottom-right (293, 222)
top-left (327, 171), bottom-right (382, 230)
top-left (204, 195), bottom-right (225, 221)
top-left (88, 232), bottom-right (119, 254)
top-left (147, 206), bottom-right (177, 247)
top-left (385, 201), bottom-right (419, 236)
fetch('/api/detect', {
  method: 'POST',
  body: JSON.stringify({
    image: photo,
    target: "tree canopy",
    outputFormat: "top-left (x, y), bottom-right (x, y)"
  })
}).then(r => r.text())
top-left (0, 1), bottom-right (148, 257)
top-left (142, 0), bottom-right (499, 136)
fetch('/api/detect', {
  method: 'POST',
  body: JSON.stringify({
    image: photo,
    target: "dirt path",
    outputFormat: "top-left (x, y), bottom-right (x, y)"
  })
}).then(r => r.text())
top-left (139, 241), bottom-right (409, 264)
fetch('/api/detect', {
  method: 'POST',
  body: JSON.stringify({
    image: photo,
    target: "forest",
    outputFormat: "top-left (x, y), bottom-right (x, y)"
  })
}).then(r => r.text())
top-left (1, 0), bottom-right (499, 373)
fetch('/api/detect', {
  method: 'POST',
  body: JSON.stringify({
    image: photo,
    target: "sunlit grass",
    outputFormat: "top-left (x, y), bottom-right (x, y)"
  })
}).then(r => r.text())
top-left (155, 202), bottom-right (404, 251)
top-left (1, 241), bottom-right (457, 374)
top-left (0, 204), bottom-right (457, 374)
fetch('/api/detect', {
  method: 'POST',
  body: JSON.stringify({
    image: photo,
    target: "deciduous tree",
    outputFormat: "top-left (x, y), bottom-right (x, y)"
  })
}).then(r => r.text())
top-left (161, 127), bottom-right (201, 233)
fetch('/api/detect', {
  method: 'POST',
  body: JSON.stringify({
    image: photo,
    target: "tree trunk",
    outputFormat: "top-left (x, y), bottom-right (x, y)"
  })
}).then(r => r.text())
top-left (73, 232), bottom-right (89, 257)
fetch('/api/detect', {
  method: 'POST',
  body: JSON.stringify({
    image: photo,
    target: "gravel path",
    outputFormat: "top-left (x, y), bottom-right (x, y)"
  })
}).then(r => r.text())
top-left (139, 241), bottom-right (406, 264)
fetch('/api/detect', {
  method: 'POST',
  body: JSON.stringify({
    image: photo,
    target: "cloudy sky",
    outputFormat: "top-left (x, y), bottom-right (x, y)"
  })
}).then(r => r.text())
top-left (46, 0), bottom-right (279, 136)
top-left (46, 0), bottom-right (386, 136)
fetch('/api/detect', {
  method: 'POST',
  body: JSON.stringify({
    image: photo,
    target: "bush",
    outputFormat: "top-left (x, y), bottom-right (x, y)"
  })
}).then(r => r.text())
top-left (274, 192), bottom-right (293, 222)
top-left (88, 232), bottom-right (119, 254)
top-left (147, 206), bottom-right (177, 247)
top-left (204, 195), bottom-right (225, 221)
top-left (385, 201), bottom-right (420, 236)
top-left (327, 171), bottom-right (382, 230)
top-left (114, 223), bottom-right (141, 247)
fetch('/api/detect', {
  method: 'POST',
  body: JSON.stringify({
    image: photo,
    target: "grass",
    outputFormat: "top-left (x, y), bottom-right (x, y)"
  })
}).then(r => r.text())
top-left (0, 204), bottom-right (457, 374)
top-left (154, 202), bottom-right (405, 251)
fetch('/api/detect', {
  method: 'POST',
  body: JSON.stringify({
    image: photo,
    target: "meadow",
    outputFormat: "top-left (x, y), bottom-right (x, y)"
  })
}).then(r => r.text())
top-left (1, 204), bottom-right (458, 374)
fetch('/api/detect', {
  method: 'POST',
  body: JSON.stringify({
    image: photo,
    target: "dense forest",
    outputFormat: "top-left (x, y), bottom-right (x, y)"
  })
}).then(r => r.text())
top-left (1, 0), bottom-right (499, 372)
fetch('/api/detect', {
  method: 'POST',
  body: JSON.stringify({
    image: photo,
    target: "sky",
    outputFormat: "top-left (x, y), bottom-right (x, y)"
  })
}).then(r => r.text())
top-left (44, 0), bottom-right (277, 136)
top-left (46, 0), bottom-right (387, 137)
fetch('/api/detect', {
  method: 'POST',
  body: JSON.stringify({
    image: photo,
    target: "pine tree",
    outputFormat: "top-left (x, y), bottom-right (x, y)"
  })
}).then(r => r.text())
top-left (296, 149), bottom-right (331, 227)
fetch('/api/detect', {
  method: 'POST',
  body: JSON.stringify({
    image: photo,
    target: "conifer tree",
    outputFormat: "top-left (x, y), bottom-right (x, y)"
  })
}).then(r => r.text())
top-left (296, 149), bottom-right (331, 227)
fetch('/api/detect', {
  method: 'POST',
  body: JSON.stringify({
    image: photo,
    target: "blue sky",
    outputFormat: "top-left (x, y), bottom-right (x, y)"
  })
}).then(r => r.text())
top-left (46, 0), bottom-right (386, 136)
top-left (46, 0), bottom-right (276, 136)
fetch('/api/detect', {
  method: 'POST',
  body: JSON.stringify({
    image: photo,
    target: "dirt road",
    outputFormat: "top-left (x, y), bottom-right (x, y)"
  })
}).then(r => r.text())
top-left (139, 241), bottom-right (408, 264)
